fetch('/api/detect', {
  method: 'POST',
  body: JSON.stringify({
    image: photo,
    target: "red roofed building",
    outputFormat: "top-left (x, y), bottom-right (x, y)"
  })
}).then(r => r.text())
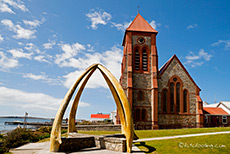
top-left (91, 113), bottom-right (110, 119)
top-left (203, 107), bottom-right (230, 127)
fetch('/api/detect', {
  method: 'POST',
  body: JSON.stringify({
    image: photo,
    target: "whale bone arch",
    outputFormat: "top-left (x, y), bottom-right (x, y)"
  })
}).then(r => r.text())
top-left (50, 64), bottom-right (134, 153)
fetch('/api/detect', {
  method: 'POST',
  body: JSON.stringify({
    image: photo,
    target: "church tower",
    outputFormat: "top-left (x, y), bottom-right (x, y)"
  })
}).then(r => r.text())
top-left (119, 13), bottom-right (159, 129)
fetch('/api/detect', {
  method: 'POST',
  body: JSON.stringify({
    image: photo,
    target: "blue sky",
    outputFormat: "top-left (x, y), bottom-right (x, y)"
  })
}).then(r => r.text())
top-left (0, 0), bottom-right (230, 119)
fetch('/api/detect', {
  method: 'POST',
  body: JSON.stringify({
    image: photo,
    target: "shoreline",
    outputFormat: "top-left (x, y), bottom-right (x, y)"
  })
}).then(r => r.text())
top-left (0, 116), bottom-right (52, 120)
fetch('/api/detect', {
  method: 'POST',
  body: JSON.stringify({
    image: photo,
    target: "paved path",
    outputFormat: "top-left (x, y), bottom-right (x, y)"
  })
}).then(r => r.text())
top-left (10, 142), bottom-right (144, 154)
top-left (133, 131), bottom-right (230, 142)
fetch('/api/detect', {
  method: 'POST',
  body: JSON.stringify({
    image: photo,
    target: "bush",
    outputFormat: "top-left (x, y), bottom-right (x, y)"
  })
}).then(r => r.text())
top-left (0, 126), bottom-right (66, 153)
top-left (2, 128), bottom-right (34, 152)
top-left (37, 126), bottom-right (52, 134)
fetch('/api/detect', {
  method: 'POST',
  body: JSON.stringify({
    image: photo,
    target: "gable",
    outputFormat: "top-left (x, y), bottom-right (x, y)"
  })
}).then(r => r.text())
top-left (159, 55), bottom-right (200, 91)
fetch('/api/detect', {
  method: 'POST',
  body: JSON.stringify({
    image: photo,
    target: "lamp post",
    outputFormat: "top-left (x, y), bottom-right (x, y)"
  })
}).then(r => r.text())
top-left (23, 112), bottom-right (28, 128)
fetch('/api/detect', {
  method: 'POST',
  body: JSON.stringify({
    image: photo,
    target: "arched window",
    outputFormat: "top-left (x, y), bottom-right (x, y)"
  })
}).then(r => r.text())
top-left (183, 90), bottom-right (188, 112)
top-left (134, 48), bottom-right (140, 70)
top-left (142, 109), bottom-right (146, 121)
top-left (169, 76), bottom-right (183, 113)
top-left (142, 48), bottom-right (148, 71)
top-left (162, 89), bottom-right (167, 113)
top-left (170, 83), bottom-right (174, 113)
top-left (136, 109), bottom-right (140, 121)
top-left (176, 83), bottom-right (180, 113)
top-left (138, 90), bottom-right (144, 101)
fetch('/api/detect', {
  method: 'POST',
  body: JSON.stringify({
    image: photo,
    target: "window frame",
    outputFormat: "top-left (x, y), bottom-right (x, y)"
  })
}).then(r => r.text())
top-left (133, 45), bottom-right (150, 73)
top-left (168, 75), bottom-right (183, 113)
top-left (183, 89), bottom-right (189, 113)
top-left (205, 115), bottom-right (208, 124)
top-left (161, 88), bottom-right (168, 113)
top-left (222, 115), bottom-right (227, 124)
top-left (137, 90), bottom-right (145, 101)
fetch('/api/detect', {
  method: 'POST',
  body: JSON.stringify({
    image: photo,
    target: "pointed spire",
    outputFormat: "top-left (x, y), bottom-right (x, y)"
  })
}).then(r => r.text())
top-left (126, 13), bottom-right (158, 33)
top-left (137, 6), bottom-right (140, 14)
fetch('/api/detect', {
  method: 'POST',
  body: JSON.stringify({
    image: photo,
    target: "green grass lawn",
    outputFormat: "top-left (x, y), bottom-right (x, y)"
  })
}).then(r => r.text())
top-left (135, 134), bottom-right (230, 154)
top-left (78, 127), bottom-right (230, 154)
top-left (36, 127), bottom-right (230, 154)
top-left (78, 127), bottom-right (230, 139)
top-left (135, 127), bottom-right (230, 139)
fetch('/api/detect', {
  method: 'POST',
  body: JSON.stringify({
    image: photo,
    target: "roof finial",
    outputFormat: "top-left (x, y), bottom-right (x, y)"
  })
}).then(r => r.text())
top-left (137, 6), bottom-right (140, 14)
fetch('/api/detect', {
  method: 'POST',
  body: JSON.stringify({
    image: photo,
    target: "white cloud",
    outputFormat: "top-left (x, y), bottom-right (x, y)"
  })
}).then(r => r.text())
top-left (24, 43), bottom-right (51, 63)
top-left (79, 102), bottom-right (91, 107)
top-left (23, 73), bottom-right (47, 80)
top-left (211, 40), bottom-right (230, 50)
top-left (199, 49), bottom-right (212, 61)
top-left (55, 42), bottom-right (85, 67)
top-left (86, 44), bottom-right (95, 52)
top-left (23, 73), bottom-right (62, 86)
top-left (149, 20), bottom-right (159, 29)
top-left (1, 19), bottom-right (36, 39)
top-left (0, 34), bottom-right (3, 42)
top-left (0, 86), bottom-right (91, 117)
top-left (0, 2), bottom-right (15, 14)
top-left (34, 55), bottom-right (50, 63)
top-left (1, 19), bottom-right (14, 28)
top-left (7, 48), bottom-right (33, 59)
top-left (111, 21), bottom-right (132, 31)
top-left (62, 45), bottom-right (122, 89)
top-left (186, 24), bottom-right (198, 29)
top-left (43, 41), bottom-right (56, 49)
top-left (1, 0), bottom-right (28, 12)
top-left (185, 49), bottom-right (212, 67)
top-left (23, 20), bottom-right (41, 27)
top-left (86, 9), bottom-right (112, 30)
top-left (24, 43), bottom-right (41, 54)
top-left (13, 25), bottom-right (36, 39)
top-left (0, 86), bottom-right (61, 117)
top-left (0, 51), bottom-right (18, 70)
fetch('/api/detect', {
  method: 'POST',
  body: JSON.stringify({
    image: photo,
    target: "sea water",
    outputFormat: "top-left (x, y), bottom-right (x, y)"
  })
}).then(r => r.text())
top-left (0, 118), bottom-right (51, 134)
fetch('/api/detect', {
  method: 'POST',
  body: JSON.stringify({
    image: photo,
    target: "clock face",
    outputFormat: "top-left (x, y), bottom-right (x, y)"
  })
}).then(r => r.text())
top-left (137, 37), bottom-right (145, 44)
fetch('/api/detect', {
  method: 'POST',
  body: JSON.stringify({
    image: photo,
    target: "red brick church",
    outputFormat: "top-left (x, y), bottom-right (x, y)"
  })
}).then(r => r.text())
top-left (117, 13), bottom-right (204, 129)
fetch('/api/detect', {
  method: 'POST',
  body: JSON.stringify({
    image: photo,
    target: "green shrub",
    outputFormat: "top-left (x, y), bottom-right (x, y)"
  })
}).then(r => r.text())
top-left (37, 126), bottom-right (52, 133)
top-left (2, 128), bottom-right (34, 152)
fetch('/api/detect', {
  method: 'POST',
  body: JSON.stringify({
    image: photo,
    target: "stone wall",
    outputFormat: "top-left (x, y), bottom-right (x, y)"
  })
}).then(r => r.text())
top-left (158, 114), bottom-right (197, 129)
top-left (58, 136), bottom-right (95, 152)
top-left (133, 74), bottom-right (152, 89)
top-left (158, 58), bottom-right (198, 128)
top-left (63, 125), bottom-right (121, 131)
top-left (132, 35), bottom-right (151, 47)
top-left (61, 133), bottom-right (127, 152)
top-left (158, 58), bottom-right (197, 114)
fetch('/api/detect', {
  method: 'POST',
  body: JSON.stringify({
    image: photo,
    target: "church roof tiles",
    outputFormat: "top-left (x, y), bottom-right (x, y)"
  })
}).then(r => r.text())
top-left (126, 13), bottom-right (158, 33)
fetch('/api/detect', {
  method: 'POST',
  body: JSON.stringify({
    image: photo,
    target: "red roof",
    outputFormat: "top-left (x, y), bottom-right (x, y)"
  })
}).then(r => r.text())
top-left (203, 107), bottom-right (229, 115)
top-left (90, 113), bottom-right (110, 119)
top-left (126, 13), bottom-right (158, 33)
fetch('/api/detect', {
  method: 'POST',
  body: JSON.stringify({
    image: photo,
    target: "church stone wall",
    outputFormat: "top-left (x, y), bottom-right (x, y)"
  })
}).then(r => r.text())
top-left (158, 58), bottom-right (198, 128)
top-left (158, 114), bottom-right (196, 128)
top-left (158, 58), bottom-right (197, 113)
top-left (133, 74), bottom-right (152, 89)
top-left (132, 35), bottom-right (151, 47)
